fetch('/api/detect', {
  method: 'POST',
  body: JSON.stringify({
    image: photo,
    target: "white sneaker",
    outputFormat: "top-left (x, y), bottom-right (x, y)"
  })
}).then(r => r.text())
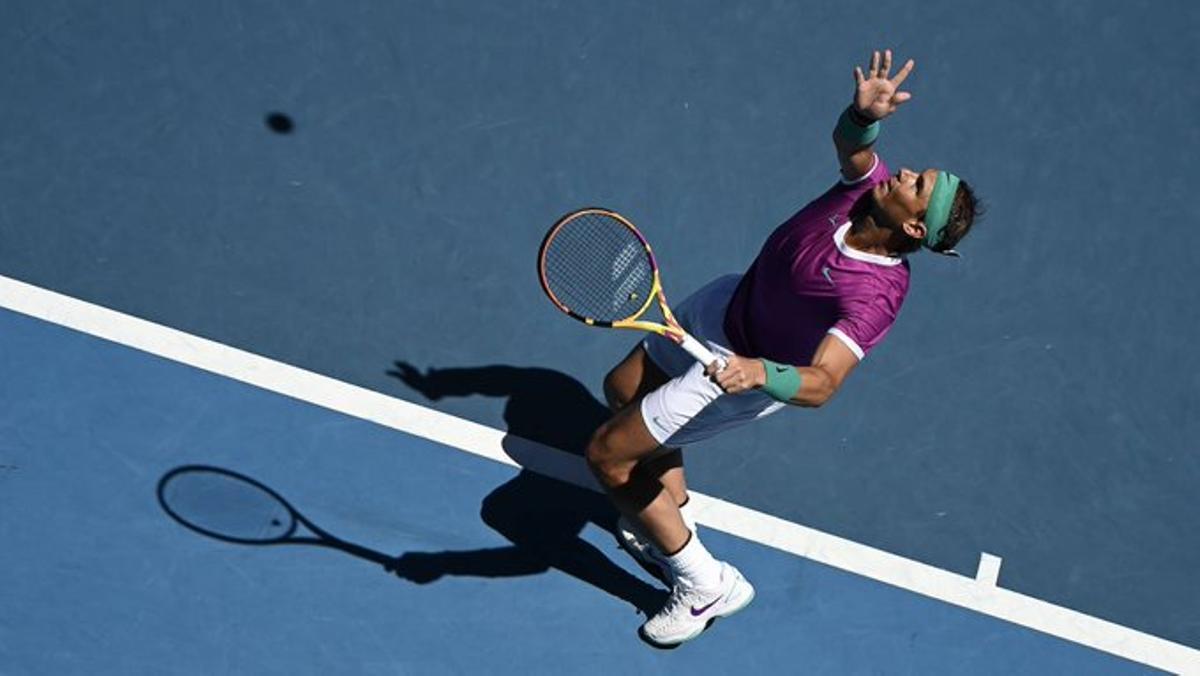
top-left (616, 503), bottom-right (697, 583)
top-left (639, 562), bottom-right (755, 647)
top-left (616, 515), bottom-right (672, 582)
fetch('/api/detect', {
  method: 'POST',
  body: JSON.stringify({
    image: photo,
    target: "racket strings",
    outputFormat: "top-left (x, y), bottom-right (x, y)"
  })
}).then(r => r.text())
top-left (542, 213), bottom-right (655, 322)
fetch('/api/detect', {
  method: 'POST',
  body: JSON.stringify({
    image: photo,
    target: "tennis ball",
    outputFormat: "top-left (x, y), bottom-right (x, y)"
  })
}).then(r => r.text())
top-left (265, 112), bottom-right (294, 134)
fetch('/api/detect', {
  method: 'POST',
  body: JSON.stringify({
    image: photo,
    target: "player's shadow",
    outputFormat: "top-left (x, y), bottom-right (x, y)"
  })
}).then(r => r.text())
top-left (386, 361), bottom-right (667, 616)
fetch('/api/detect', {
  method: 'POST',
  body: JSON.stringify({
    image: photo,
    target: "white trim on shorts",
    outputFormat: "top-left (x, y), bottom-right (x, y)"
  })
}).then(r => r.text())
top-left (640, 274), bottom-right (786, 447)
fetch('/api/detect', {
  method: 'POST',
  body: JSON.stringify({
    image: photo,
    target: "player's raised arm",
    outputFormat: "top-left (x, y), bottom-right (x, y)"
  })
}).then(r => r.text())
top-left (834, 49), bottom-right (915, 181)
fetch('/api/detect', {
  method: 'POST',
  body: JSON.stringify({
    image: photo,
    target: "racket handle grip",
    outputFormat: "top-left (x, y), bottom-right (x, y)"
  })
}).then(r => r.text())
top-left (678, 333), bottom-right (728, 371)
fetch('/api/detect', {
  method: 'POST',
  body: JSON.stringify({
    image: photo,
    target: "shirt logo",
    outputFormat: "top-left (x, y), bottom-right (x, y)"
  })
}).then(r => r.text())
top-left (821, 266), bottom-right (835, 286)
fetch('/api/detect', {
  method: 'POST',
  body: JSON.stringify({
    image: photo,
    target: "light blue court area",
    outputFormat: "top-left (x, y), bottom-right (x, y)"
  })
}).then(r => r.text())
top-left (0, 309), bottom-right (1159, 674)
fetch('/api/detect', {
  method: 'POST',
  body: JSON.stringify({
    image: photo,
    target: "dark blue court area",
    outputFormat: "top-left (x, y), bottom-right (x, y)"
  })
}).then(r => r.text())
top-left (1, 1), bottom-right (1198, 673)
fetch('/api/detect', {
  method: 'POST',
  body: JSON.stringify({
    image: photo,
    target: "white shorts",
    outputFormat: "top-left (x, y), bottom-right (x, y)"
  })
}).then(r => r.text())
top-left (640, 274), bottom-right (787, 447)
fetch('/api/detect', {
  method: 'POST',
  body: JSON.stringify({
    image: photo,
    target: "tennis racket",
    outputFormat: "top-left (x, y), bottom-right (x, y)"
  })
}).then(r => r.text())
top-left (538, 207), bottom-right (725, 369)
top-left (157, 465), bottom-right (389, 565)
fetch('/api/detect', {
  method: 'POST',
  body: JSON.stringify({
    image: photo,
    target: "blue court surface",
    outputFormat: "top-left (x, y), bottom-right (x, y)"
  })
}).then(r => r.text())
top-left (0, 307), bottom-right (1156, 674)
top-left (2, 0), bottom-right (1199, 673)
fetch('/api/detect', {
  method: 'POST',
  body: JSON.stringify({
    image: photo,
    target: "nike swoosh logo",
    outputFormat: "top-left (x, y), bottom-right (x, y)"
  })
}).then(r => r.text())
top-left (774, 365), bottom-right (790, 373)
top-left (821, 266), bottom-right (835, 285)
top-left (690, 596), bottom-right (723, 617)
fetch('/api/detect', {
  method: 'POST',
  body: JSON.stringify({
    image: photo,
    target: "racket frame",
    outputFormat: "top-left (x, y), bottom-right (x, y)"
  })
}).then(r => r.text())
top-left (538, 207), bottom-right (723, 367)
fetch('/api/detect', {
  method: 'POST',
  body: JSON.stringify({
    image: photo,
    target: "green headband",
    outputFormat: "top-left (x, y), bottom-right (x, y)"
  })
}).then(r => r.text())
top-left (923, 171), bottom-right (961, 250)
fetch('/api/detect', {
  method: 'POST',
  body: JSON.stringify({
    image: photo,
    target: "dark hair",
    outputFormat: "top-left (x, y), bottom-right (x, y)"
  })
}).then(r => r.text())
top-left (929, 180), bottom-right (982, 253)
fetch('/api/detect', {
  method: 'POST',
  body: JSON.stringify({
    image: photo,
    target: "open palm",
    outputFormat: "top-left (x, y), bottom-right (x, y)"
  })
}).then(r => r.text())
top-left (854, 49), bottom-right (915, 121)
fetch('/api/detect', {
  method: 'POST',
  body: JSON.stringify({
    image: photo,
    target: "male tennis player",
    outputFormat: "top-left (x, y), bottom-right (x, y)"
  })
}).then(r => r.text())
top-left (586, 50), bottom-right (981, 646)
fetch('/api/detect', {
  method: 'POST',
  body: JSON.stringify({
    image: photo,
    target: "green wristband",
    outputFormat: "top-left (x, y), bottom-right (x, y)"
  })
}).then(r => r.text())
top-left (835, 106), bottom-right (879, 148)
top-left (760, 358), bottom-right (803, 402)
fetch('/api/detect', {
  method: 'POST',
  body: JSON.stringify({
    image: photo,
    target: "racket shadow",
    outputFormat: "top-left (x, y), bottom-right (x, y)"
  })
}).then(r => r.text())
top-left (155, 465), bottom-right (399, 568)
top-left (387, 361), bottom-right (668, 617)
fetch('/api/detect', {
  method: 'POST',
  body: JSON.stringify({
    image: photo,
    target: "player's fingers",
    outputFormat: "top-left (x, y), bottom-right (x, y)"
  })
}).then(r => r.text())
top-left (869, 50), bottom-right (880, 78)
top-left (882, 49), bottom-right (892, 78)
top-left (725, 373), bottom-right (746, 393)
top-left (892, 58), bottom-right (915, 87)
top-left (893, 91), bottom-right (912, 105)
top-left (854, 66), bottom-right (865, 85)
top-left (716, 367), bottom-right (739, 389)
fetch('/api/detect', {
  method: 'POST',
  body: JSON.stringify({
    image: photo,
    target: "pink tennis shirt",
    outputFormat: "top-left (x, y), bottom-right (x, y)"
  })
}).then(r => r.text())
top-left (723, 155), bottom-right (909, 363)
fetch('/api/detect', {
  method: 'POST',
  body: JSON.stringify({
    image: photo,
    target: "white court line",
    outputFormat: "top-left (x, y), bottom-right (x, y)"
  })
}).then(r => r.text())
top-left (0, 273), bottom-right (1195, 674)
top-left (976, 552), bottom-right (1003, 587)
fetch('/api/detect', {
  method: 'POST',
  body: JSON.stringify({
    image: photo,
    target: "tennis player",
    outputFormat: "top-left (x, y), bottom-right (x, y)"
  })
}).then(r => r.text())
top-left (586, 49), bottom-right (981, 646)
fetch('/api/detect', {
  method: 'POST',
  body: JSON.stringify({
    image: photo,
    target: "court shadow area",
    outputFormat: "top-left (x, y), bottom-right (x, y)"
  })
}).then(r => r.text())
top-left (386, 361), bottom-right (667, 616)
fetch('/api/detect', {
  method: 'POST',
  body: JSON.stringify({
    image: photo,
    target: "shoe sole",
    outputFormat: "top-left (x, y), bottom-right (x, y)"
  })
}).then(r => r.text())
top-left (639, 575), bottom-right (756, 648)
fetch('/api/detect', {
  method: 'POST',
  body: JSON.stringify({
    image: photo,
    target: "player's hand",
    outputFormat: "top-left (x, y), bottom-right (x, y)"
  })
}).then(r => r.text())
top-left (706, 355), bottom-right (766, 394)
top-left (853, 49), bottom-right (914, 122)
top-left (388, 361), bottom-right (445, 401)
top-left (386, 552), bottom-right (446, 584)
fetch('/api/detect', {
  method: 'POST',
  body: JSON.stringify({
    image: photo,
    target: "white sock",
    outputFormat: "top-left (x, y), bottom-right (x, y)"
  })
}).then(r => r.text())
top-left (665, 531), bottom-right (722, 589)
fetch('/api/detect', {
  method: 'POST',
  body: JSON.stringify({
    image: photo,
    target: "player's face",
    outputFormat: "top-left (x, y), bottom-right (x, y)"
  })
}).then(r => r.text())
top-left (872, 167), bottom-right (939, 232)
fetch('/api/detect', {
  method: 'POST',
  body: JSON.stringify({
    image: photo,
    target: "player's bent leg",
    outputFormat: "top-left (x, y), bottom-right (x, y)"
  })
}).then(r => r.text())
top-left (601, 348), bottom-right (696, 581)
top-left (586, 403), bottom-right (691, 556)
top-left (603, 345), bottom-right (691, 506)
top-left (620, 358), bottom-right (756, 645)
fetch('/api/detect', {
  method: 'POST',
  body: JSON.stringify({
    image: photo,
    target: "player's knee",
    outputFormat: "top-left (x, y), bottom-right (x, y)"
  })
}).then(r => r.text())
top-left (585, 425), bottom-right (631, 488)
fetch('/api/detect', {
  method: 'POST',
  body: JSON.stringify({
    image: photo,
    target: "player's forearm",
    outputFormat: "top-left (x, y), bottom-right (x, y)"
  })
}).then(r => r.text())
top-left (834, 105), bottom-right (879, 179)
top-left (833, 106), bottom-right (877, 151)
top-left (785, 366), bottom-right (837, 408)
top-left (752, 360), bottom-right (837, 408)
top-left (833, 131), bottom-right (874, 166)
top-left (711, 355), bottom-right (845, 406)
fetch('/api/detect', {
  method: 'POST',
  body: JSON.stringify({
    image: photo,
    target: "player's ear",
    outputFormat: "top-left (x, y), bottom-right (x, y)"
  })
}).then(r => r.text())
top-left (903, 219), bottom-right (926, 241)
